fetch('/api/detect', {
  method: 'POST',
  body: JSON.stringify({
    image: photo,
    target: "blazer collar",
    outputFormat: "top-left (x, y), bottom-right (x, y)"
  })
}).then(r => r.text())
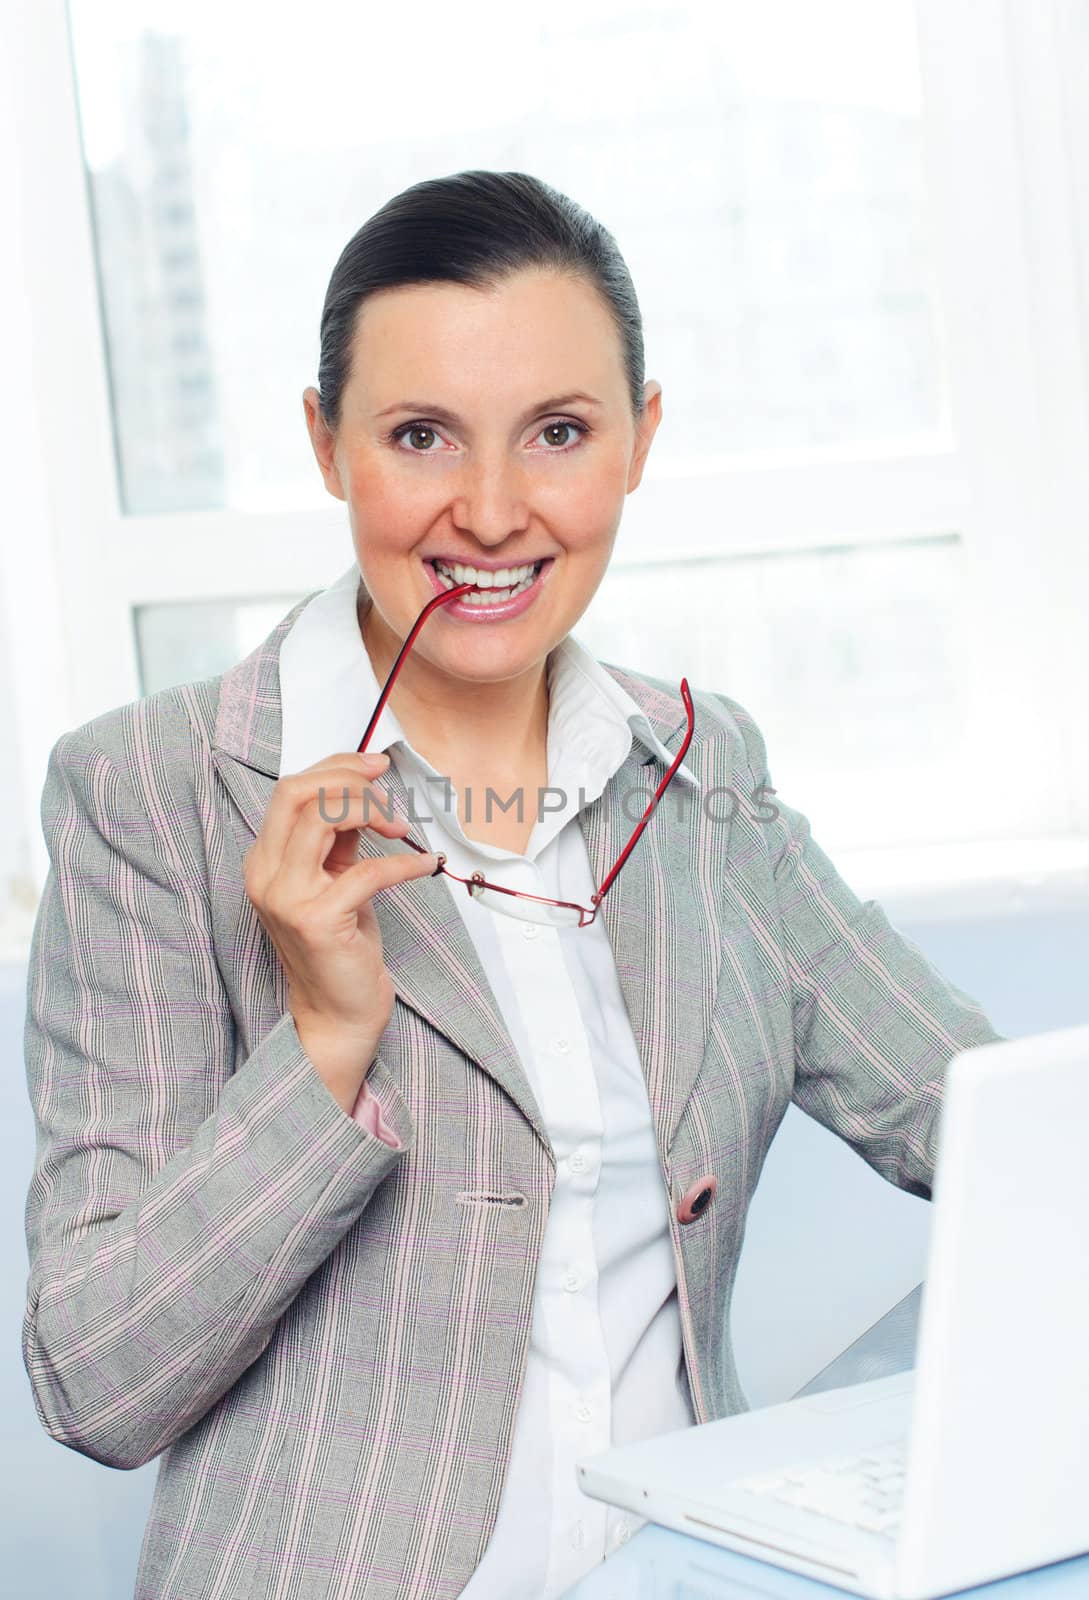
top-left (211, 585), bottom-right (728, 1161)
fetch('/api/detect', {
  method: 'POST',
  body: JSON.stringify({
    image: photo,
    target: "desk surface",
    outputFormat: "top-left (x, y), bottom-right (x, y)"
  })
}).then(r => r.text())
top-left (562, 1523), bottom-right (1089, 1598)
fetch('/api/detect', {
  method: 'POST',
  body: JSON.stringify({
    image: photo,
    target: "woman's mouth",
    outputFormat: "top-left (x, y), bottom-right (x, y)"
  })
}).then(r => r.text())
top-left (423, 557), bottom-right (552, 620)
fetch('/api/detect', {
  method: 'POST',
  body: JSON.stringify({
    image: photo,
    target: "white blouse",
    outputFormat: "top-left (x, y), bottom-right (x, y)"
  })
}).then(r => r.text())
top-left (278, 563), bottom-right (698, 1597)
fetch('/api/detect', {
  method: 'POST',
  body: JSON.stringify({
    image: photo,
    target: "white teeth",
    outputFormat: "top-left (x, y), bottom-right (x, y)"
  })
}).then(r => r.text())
top-left (433, 559), bottom-right (539, 589)
top-left (431, 558), bottom-right (543, 606)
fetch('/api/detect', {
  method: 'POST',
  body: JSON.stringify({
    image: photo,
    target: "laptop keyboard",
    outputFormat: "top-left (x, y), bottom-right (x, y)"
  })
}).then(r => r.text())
top-left (733, 1438), bottom-right (907, 1540)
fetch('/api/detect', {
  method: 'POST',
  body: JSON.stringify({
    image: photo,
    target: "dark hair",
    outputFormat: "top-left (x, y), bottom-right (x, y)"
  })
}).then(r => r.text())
top-left (316, 170), bottom-right (645, 432)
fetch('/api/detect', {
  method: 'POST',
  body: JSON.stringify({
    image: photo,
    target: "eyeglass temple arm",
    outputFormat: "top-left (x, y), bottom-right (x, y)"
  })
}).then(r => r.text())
top-left (357, 581), bottom-right (477, 754)
top-left (592, 678), bottom-right (695, 906)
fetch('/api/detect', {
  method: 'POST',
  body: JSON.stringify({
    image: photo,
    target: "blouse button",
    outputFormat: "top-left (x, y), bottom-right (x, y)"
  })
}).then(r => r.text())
top-left (556, 1038), bottom-right (571, 1054)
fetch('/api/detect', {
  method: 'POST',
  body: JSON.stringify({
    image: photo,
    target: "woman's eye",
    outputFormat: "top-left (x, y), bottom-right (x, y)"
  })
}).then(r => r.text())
top-left (534, 419), bottom-right (587, 450)
top-left (391, 424), bottom-right (445, 453)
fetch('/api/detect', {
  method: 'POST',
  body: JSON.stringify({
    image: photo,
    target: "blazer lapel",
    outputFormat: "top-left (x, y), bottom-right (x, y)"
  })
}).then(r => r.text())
top-left (210, 598), bottom-right (723, 1162)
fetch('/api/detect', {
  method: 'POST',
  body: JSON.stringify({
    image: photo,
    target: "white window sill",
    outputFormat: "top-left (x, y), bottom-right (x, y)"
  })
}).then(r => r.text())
top-left (833, 837), bottom-right (1089, 923)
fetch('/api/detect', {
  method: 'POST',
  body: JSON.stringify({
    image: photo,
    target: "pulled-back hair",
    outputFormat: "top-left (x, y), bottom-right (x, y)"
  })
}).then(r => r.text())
top-left (316, 170), bottom-right (645, 430)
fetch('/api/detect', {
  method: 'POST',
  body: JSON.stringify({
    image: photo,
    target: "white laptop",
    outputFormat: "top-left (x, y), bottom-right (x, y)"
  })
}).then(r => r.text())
top-left (577, 1023), bottom-right (1089, 1600)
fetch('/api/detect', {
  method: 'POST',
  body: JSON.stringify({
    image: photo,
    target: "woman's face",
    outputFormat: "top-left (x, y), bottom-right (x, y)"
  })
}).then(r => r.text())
top-left (303, 267), bottom-right (661, 687)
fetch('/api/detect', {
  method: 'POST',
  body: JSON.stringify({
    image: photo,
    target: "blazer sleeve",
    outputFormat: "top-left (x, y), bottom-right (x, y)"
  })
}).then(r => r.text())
top-left (724, 695), bottom-right (1008, 1200)
top-left (22, 720), bottom-right (415, 1471)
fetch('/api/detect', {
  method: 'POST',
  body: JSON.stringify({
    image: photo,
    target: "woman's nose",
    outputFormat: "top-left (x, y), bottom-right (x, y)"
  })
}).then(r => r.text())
top-left (450, 452), bottom-right (531, 542)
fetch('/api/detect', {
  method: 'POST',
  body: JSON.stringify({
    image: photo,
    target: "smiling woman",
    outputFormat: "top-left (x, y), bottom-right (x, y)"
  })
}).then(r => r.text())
top-left (299, 173), bottom-right (663, 828)
top-left (21, 167), bottom-right (1005, 1600)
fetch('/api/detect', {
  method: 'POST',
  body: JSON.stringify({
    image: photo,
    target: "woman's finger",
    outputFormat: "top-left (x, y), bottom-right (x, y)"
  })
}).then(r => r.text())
top-left (274, 775), bottom-right (413, 902)
top-left (247, 752), bottom-right (396, 883)
top-left (252, 753), bottom-right (391, 872)
top-left (318, 842), bottom-right (440, 921)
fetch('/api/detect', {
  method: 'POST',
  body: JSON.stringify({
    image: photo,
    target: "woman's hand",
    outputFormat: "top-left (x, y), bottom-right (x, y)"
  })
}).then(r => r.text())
top-left (242, 750), bottom-right (437, 1114)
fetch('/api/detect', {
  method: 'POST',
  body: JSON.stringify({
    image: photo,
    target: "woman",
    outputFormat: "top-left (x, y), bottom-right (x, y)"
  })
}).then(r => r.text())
top-left (22, 171), bottom-right (1004, 1600)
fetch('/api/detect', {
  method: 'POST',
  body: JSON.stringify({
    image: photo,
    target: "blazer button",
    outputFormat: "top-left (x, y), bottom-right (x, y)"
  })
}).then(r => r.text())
top-left (677, 1174), bottom-right (717, 1224)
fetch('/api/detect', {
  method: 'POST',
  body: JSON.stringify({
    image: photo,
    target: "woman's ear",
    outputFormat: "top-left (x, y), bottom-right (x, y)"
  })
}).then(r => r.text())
top-left (626, 381), bottom-right (663, 493)
top-left (302, 387), bottom-right (347, 502)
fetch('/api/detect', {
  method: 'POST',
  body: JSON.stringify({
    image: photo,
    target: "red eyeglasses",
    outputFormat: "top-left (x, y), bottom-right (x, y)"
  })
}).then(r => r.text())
top-left (358, 581), bottom-right (694, 927)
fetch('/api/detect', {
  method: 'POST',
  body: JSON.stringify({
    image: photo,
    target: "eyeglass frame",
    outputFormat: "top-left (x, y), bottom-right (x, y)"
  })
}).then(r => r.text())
top-left (357, 580), bottom-right (695, 928)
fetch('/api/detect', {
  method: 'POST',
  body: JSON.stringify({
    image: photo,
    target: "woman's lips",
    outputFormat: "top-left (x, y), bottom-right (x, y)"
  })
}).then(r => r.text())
top-left (423, 558), bottom-right (553, 622)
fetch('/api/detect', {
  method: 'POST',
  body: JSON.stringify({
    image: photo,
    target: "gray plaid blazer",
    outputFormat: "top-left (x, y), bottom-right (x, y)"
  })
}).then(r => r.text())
top-left (21, 591), bottom-right (1005, 1598)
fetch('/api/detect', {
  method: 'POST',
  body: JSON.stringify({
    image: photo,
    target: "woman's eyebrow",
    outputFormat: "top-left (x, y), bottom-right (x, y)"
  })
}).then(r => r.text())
top-left (372, 391), bottom-right (604, 424)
